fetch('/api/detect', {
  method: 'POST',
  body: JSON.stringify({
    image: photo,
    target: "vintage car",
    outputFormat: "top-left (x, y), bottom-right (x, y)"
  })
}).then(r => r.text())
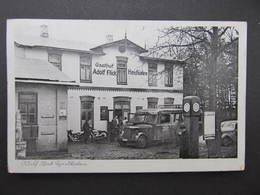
top-left (118, 105), bottom-right (184, 148)
top-left (221, 120), bottom-right (237, 146)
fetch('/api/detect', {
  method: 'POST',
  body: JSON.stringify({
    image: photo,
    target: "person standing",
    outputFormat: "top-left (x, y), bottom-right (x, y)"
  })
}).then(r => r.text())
top-left (111, 115), bottom-right (119, 142)
top-left (82, 118), bottom-right (91, 143)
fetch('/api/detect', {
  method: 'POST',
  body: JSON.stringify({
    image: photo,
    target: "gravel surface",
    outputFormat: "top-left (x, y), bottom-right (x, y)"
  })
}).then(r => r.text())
top-left (25, 140), bottom-right (237, 159)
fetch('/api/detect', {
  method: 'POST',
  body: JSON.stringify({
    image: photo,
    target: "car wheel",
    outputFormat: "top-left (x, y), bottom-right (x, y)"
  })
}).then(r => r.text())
top-left (137, 135), bottom-right (147, 148)
top-left (222, 136), bottom-right (233, 146)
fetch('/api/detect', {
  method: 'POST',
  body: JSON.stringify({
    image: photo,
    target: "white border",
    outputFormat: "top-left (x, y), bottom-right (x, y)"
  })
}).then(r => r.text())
top-left (7, 20), bottom-right (247, 173)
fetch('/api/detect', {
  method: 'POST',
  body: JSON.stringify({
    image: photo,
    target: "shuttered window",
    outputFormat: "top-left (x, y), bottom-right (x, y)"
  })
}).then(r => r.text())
top-left (147, 97), bottom-right (158, 109)
top-left (116, 56), bottom-right (128, 85)
top-left (164, 97), bottom-right (174, 105)
top-left (148, 63), bottom-right (157, 86)
top-left (165, 64), bottom-right (173, 87)
top-left (80, 55), bottom-right (92, 83)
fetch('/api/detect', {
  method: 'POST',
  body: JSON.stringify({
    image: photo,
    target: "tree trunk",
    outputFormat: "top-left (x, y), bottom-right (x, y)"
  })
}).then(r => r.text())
top-left (206, 27), bottom-right (221, 157)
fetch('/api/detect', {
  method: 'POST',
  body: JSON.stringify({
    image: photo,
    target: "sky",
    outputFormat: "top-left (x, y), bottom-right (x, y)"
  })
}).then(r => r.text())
top-left (12, 19), bottom-right (240, 57)
top-left (13, 19), bottom-right (179, 49)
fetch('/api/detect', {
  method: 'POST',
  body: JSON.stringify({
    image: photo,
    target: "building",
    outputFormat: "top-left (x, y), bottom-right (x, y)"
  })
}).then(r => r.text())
top-left (15, 53), bottom-right (77, 154)
top-left (14, 28), bottom-right (184, 136)
top-left (68, 38), bottom-right (184, 132)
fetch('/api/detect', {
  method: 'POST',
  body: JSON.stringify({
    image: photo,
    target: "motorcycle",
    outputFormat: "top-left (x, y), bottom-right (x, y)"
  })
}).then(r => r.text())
top-left (89, 129), bottom-right (108, 142)
top-left (67, 130), bottom-right (84, 142)
top-left (67, 129), bottom-right (108, 143)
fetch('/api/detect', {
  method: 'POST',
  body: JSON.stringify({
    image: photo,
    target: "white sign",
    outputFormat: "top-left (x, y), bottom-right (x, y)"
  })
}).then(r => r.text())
top-left (204, 111), bottom-right (216, 139)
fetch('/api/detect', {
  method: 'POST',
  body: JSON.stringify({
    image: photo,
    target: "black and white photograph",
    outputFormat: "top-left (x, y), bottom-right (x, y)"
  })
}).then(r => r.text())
top-left (7, 19), bottom-right (246, 173)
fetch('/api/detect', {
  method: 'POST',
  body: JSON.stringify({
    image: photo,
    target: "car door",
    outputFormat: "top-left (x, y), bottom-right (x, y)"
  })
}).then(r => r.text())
top-left (157, 112), bottom-right (172, 142)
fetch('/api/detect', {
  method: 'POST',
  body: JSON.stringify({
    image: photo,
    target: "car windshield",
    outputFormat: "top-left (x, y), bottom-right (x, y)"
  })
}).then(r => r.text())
top-left (130, 113), bottom-right (157, 124)
top-left (221, 121), bottom-right (237, 132)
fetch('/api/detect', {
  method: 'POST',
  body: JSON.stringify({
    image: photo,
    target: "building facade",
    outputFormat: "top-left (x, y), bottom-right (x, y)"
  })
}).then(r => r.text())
top-left (15, 33), bottom-right (184, 135)
top-left (15, 56), bottom-right (76, 153)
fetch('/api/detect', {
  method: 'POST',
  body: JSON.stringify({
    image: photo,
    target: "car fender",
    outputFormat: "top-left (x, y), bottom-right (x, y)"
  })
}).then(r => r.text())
top-left (135, 132), bottom-right (146, 140)
top-left (221, 133), bottom-right (231, 139)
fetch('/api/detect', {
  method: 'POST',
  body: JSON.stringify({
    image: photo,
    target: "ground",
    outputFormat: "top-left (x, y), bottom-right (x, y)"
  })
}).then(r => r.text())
top-left (25, 138), bottom-right (237, 159)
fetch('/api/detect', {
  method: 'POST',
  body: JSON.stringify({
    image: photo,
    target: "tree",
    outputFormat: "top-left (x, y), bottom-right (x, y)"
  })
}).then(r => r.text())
top-left (149, 26), bottom-right (238, 110)
top-left (148, 26), bottom-right (239, 156)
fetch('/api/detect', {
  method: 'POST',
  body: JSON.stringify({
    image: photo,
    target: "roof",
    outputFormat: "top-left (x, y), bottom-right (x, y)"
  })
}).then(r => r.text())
top-left (139, 55), bottom-right (185, 64)
top-left (15, 57), bottom-right (77, 86)
top-left (137, 106), bottom-right (183, 114)
top-left (90, 38), bottom-right (148, 53)
top-left (15, 35), bottom-right (104, 55)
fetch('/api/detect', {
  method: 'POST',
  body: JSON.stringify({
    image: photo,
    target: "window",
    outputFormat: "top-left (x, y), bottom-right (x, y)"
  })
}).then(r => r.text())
top-left (18, 92), bottom-right (37, 125)
top-left (116, 56), bottom-right (128, 85)
top-left (80, 55), bottom-right (92, 82)
top-left (136, 106), bottom-right (143, 112)
top-left (147, 97), bottom-right (158, 109)
top-left (164, 97), bottom-right (174, 105)
top-left (165, 64), bottom-right (173, 87)
top-left (48, 53), bottom-right (62, 71)
top-left (160, 113), bottom-right (171, 124)
top-left (148, 63), bottom-right (157, 86)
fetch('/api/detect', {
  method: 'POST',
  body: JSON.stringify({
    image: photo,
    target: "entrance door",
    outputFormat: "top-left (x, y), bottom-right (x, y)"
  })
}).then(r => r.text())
top-left (114, 97), bottom-right (131, 121)
top-left (80, 96), bottom-right (94, 129)
top-left (114, 109), bottom-right (123, 119)
top-left (18, 92), bottom-right (38, 153)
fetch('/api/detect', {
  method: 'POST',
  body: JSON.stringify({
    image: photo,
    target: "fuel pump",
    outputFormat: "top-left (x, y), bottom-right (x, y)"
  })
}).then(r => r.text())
top-left (180, 96), bottom-right (201, 158)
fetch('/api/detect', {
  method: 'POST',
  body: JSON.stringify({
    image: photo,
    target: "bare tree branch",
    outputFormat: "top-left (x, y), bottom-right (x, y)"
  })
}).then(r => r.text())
top-left (220, 37), bottom-right (238, 53)
top-left (218, 27), bottom-right (230, 38)
top-left (155, 39), bottom-right (205, 49)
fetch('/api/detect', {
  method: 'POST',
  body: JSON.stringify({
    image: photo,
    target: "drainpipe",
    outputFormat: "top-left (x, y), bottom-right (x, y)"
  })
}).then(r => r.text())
top-left (55, 87), bottom-right (58, 149)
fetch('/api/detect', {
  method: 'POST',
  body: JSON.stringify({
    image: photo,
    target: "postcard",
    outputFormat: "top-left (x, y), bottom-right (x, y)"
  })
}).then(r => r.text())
top-left (7, 19), bottom-right (246, 173)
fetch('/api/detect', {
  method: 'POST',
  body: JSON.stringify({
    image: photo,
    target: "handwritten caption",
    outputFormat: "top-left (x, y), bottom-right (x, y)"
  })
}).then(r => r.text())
top-left (21, 160), bottom-right (88, 168)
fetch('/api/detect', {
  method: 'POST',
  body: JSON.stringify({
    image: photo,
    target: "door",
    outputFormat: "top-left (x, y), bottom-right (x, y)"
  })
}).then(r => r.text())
top-left (81, 101), bottom-right (94, 129)
top-left (18, 92), bottom-right (38, 153)
top-left (157, 112), bottom-right (172, 142)
top-left (113, 97), bottom-right (131, 121)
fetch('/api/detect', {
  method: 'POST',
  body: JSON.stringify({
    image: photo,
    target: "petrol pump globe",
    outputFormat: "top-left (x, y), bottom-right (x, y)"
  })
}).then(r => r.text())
top-left (184, 103), bottom-right (190, 113)
top-left (193, 102), bottom-right (200, 112)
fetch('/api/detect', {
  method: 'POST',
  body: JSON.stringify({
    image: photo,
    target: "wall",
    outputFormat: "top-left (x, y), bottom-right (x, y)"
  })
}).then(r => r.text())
top-left (19, 45), bottom-right (183, 91)
top-left (15, 83), bottom-right (68, 152)
top-left (68, 88), bottom-right (183, 132)
top-left (15, 43), bottom-right (184, 134)
top-left (23, 47), bottom-right (81, 83)
top-left (86, 45), bottom-right (184, 90)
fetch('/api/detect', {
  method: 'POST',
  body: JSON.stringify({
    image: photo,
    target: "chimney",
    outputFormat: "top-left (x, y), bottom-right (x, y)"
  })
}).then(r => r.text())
top-left (40, 24), bottom-right (48, 38)
top-left (106, 34), bottom-right (113, 43)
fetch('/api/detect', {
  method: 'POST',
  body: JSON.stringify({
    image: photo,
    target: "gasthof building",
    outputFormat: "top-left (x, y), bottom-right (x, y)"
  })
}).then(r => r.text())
top-left (14, 28), bottom-right (184, 153)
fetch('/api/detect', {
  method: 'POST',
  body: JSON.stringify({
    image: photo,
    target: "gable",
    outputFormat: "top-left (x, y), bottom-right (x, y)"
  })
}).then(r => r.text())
top-left (90, 39), bottom-right (148, 54)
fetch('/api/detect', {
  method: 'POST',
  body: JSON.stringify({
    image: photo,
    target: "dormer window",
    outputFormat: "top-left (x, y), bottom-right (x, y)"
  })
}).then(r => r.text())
top-left (80, 55), bottom-right (92, 83)
top-left (48, 53), bottom-right (62, 71)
